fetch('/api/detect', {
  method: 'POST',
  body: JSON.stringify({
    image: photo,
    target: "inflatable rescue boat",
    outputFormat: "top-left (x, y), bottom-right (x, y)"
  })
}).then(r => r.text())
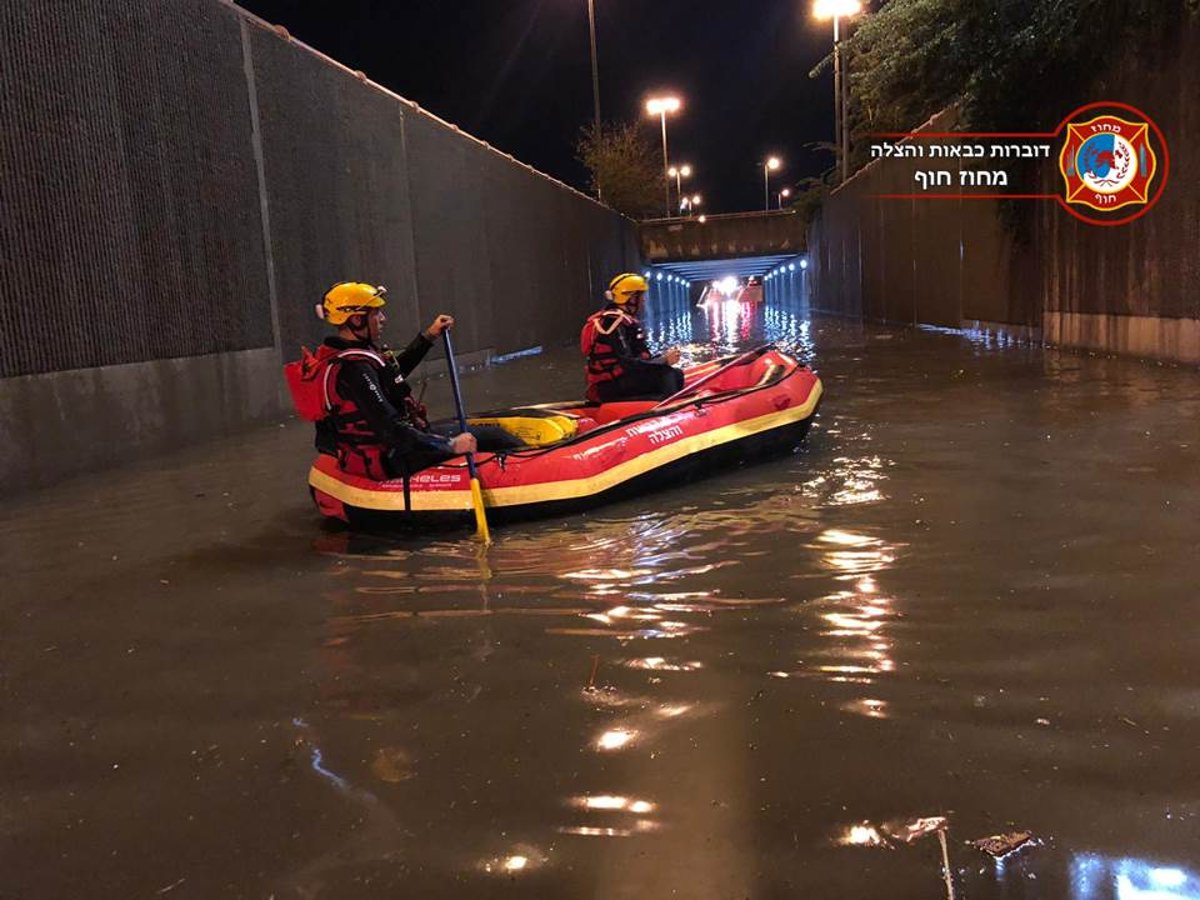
top-left (308, 345), bottom-right (822, 526)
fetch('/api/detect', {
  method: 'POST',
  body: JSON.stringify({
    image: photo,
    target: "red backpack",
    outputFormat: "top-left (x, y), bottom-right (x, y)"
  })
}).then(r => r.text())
top-left (283, 346), bottom-right (334, 422)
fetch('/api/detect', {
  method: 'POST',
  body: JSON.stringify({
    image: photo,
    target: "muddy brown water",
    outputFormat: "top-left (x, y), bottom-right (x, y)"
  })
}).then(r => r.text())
top-left (3, 301), bottom-right (1199, 899)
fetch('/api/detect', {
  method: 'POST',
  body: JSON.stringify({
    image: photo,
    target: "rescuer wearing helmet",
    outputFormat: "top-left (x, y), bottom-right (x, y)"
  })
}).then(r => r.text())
top-left (285, 282), bottom-right (516, 480)
top-left (579, 273), bottom-right (684, 403)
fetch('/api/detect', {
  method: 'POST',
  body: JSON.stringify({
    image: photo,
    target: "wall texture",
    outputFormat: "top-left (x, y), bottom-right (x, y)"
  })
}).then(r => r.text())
top-left (0, 1), bottom-right (638, 493)
top-left (807, 18), bottom-right (1199, 364)
top-left (640, 211), bottom-right (807, 264)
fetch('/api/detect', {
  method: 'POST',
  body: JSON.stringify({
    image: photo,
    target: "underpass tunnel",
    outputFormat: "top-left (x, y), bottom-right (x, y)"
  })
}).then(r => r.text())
top-left (639, 253), bottom-right (814, 359)
top-left (647, 253), bottom-right (810, 308)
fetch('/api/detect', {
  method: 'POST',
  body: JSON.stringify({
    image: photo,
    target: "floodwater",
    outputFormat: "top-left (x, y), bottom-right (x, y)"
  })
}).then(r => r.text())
top-left (3, 298), bottom-right (1199, 899)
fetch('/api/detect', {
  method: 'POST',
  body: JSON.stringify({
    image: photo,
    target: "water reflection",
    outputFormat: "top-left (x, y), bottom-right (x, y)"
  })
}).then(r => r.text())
top-left (293, 306), bottom-right (1200, 896)
top-left (15, 298), bottom-right (1200, 899)
top-left (801, 454), bottom-right (889, 505)
top-left (701, 298), bottom-right (755, 353)
top-left (763, 307), bottom-right (817, 362)
top-left (1072, 855), bottom-right (1200, 900)
top-left (480, 846), bottom-right (548, 876)
top-left (644, 306), bottom-right (695, 358)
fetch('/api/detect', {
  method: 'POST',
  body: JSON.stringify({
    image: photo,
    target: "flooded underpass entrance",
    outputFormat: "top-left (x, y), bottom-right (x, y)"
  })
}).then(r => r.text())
top-left (3, 297), bottom-right (1199, 899)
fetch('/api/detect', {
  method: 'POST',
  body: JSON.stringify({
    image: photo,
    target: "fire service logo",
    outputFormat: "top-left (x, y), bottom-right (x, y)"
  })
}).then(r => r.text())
top-left (1057, 103), bottom-right (1167, 225)
top-left (870, 100), bottom-right (1169, 227)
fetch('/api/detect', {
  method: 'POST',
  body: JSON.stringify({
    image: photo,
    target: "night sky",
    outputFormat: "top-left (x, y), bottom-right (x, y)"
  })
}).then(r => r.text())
top-left (236, 0), bottom-right (840, 214)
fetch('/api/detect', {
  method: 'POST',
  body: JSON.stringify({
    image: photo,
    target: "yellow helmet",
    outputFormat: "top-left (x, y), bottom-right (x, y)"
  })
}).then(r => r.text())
top-left (317, 282), bottom-right (387, 325)
top-left (607, 273), bottom-right (649, 305)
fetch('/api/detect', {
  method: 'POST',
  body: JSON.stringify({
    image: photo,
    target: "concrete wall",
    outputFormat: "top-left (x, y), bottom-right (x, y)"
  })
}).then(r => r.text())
top-left (808, 18), bottom-right (1199, 364)
top-left (0, 1), bottom-right (639, 493)
top-left (640, 211), bottom-right (807, 264)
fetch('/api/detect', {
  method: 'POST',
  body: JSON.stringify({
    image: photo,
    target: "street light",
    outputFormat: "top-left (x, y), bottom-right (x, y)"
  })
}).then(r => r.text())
top-left (667, 163), bottom-right (692, 214)
top-left (763, 156), bottom-right (781, 211)
top-left (646, 95), bottom-right (682, 217)
top-left (680, 192), bottom-right (702, 216)
top-left (813, 0), bottom-right (863, 183)
top-left (667, 164), bottom-right (696, 216)
top-left (779, 187), bottom-right (792, 208)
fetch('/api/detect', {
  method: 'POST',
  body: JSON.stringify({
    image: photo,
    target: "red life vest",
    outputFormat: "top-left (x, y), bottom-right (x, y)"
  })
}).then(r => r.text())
top-left (580, 308), bottom-right (649, 401)
top-left (284, 344), bottom-right (412, 481)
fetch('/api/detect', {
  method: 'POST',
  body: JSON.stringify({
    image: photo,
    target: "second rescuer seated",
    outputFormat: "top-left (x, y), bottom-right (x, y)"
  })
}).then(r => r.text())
top-left (580, 273), bottom-right (685, 403)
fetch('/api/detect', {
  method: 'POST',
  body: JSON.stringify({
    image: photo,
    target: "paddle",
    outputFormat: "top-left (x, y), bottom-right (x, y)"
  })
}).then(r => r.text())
top-left (652, 343), bottom-right (774, 410)
top-left (442, 330), bottom-right (492, 544)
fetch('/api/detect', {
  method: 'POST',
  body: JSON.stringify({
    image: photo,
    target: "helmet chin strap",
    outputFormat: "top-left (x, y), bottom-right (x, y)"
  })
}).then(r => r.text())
top-left (345, 315), bottom-right (372, 342)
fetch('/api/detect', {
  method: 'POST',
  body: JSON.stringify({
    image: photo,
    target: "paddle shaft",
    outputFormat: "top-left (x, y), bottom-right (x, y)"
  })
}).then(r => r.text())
top-left (442, 330), bottom-right (491, 543)
top-left (441, 330), bottom-right (478, 479)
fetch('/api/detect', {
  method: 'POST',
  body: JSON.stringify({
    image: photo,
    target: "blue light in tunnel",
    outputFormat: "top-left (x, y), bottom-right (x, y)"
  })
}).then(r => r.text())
top-left (1070, 854), bottom-right (1200, 900)
top-left (800, 258), bottom-right (809, 270)
top-left (788, 263), bottom-right (796, 271)
top-left (656, 273), bottom-right (663, 281)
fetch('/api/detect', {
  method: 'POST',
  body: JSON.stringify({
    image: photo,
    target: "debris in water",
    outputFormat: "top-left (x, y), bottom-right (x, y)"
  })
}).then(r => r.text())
top-left (969, 831), bottom-right (1034, 858)
top-left (884, 816), bottom-right (948, 844)
top-left (584, 654), bottom-right (600, 692)
top-left (838, 817), bottom-right (956, 898)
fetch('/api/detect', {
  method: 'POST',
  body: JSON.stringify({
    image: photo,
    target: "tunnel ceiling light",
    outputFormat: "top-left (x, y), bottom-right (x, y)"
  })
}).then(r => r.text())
top-left (800, 259), bottom-right (809, 269)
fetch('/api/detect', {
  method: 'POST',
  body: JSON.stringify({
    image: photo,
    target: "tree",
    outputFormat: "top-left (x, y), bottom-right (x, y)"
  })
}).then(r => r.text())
top-left (838, 0), bottom-right (1193, 173)
top-left (576, 122), bottom-right (664, 219)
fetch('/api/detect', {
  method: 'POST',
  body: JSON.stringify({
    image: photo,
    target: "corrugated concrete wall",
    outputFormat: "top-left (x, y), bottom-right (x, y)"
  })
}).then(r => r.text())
top-left (808, 18), bottom-right (1199, 362)
top-left (0, 1), bottom-right (638, 493)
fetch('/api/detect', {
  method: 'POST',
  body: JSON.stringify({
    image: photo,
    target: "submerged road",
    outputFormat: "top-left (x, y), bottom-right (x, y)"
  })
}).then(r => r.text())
top-left (3, 301), bottom-right (1199, 898)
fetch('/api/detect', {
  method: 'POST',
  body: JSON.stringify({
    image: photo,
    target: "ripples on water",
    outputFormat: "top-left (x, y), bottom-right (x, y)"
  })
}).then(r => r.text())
top-left (256, 300), bottom-right (1200, 896)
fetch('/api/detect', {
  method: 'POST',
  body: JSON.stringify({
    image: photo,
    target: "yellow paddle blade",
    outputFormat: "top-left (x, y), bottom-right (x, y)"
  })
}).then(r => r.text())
top-left (470, 477), bottom-right (491, 544)
top-left (467, 414), bottom-right (577, 447)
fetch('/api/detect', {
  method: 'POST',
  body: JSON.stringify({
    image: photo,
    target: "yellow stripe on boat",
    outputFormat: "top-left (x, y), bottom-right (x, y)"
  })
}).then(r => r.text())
top-left (309, 380), bottom-right (822, 512)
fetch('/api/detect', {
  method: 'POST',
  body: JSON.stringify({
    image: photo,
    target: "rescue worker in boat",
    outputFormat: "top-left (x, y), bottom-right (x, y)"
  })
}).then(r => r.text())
top-left (291, 282), bottom-right (520, 480)
top-left (580, 273), bottom-right (685, 403)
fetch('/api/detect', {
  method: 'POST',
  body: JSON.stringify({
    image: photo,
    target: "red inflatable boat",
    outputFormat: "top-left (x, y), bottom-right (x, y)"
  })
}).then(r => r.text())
top-left (307, 345), bottom-right (822, 526)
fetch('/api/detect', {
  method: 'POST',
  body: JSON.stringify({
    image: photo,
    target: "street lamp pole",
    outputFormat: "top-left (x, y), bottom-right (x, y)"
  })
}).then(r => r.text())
top-left (763, 156), bottom-right (781, 212)
top-left (586, 0), bottom-right (600, 133)
top-left (659, 111), bottom-right (670, 215)
top-left (668, 164), bottom-right (692, 215)
top-left (814, 0), bottom-right (863, 184)
top-left (646, 96), bottom-right (682, 218)
top-left (833, 15), bottom-right (844, 182)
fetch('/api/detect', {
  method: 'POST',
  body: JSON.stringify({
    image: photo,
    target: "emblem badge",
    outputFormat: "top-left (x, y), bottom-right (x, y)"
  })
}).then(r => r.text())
top-left (1057, 105), bottom-right (1167, 225)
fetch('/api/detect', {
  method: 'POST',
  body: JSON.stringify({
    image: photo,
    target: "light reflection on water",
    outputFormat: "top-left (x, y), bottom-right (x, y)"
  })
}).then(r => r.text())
top-left (311, 305), bottom-right (906, 861)
top-left (292, 301), bottom-right (1200, 896)
top-left (1072, 855), bottom-right (1200, 900)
